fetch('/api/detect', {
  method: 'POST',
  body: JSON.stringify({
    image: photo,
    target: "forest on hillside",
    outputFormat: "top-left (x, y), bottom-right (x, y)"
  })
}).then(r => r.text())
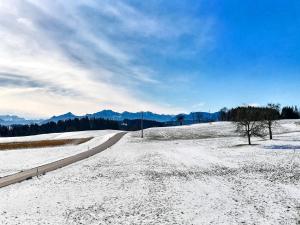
top-left (0, 117), bottom-right (164, 137)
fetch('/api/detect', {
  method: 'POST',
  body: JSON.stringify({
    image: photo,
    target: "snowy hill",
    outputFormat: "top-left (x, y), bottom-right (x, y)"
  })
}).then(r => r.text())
top-left (0, 120), bottom-right (299, 224)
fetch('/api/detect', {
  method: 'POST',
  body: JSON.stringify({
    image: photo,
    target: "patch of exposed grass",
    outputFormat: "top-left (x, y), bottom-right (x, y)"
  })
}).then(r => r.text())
top-left (0, 137), bottom-right (93, 151)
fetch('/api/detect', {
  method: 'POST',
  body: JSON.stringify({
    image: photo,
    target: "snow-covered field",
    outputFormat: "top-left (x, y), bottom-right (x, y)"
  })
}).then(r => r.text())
top-left (0, 120), bottom-right (300, 224)
top-left (0, 130), bottom-right (119, 177)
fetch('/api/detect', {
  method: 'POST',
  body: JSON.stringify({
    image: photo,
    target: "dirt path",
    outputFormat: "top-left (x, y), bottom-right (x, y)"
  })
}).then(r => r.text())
top-left (0, 132), bottom-right (127, 188)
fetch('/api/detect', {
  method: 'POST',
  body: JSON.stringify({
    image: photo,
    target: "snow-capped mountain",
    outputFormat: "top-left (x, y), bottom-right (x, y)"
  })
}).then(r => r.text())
top-left (86, 110), bottom-right (123, 121)
top-left (42, 112), bottom-right (77, 124)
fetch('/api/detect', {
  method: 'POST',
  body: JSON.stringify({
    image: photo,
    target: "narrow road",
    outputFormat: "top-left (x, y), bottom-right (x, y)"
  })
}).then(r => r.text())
top-left (0, 132), bottom-right (127, 188)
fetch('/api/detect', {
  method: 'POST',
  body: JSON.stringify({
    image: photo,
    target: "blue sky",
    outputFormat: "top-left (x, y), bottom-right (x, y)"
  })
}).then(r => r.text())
top-left (0, 0), bottom-right (299, 117)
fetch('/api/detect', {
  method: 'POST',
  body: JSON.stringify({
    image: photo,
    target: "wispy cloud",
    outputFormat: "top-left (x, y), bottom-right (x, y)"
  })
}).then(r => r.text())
top-left (0, 0), bottom-right (215, 117)
top-left (0, 72), bottom-right (78, 96)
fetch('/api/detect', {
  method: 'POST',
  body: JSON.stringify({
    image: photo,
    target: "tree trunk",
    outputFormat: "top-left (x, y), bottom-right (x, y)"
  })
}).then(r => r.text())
top-left (269, 125), bottom-right (272, 140)
top-left (247, 124), bottom-right (251, 145)
top-left (248, 134), bottom-right (251, 145)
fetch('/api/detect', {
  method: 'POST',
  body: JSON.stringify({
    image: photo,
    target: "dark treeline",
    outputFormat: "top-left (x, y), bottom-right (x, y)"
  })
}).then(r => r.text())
top-left (0, 117), bottom-right (165, 137)
top-left (281, 106), bottom-right (300, 119)
top-left (0, 117), bottom-right (119, 137)
top-left (220, 105), bottom-right (300, 121)
top-left (120, 119), bottom-right (164, 131)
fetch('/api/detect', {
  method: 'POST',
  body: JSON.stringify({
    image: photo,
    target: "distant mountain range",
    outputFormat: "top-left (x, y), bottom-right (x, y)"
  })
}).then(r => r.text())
top-left (86, 110), bottom-right (175, 122)
top-left (0, 110), bottom-right (220, 126)
top-left (0, 115), bottom-right (43, 126)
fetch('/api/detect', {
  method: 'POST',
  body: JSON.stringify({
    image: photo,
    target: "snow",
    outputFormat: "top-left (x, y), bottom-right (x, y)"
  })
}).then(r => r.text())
top-left (0, 130), bottom-right (119, 177)
top-left (0, 121), bottom-right (300, 224)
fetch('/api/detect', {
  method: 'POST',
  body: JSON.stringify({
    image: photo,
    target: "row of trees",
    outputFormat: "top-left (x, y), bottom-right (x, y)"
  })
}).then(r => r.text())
top-left (220, 105), bottom-right (300, 121)
top-left (0, 117), bottom-right (120, 137)
top-left (281, 106), bottom-right (300, 119)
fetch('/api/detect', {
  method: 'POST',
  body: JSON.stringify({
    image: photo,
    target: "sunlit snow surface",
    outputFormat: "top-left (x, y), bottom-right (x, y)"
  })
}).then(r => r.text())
top-left (0, 121), bottom-right (300, 224)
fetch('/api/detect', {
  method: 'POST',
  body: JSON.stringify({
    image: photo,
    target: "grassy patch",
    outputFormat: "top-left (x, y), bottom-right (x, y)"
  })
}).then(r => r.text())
top-left (0, 137), bottom-right (93, 151)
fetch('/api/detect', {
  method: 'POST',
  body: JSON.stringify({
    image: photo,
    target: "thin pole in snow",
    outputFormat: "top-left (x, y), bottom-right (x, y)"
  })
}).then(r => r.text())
top-left (141, 111), bottom-right (144, 138)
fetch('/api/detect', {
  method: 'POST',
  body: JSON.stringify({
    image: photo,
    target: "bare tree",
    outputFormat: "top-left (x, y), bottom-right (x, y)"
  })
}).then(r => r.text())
top-left (262, 104), bottom-right (280, 140)
top-left (176, 114), bottom-right (185, 126)
top-left (232, 107), bottom-right (266, 145)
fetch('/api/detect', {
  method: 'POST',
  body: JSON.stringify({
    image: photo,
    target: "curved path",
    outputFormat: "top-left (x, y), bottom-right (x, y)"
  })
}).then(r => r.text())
top-left (0, 132), bottom-right (127, 188)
